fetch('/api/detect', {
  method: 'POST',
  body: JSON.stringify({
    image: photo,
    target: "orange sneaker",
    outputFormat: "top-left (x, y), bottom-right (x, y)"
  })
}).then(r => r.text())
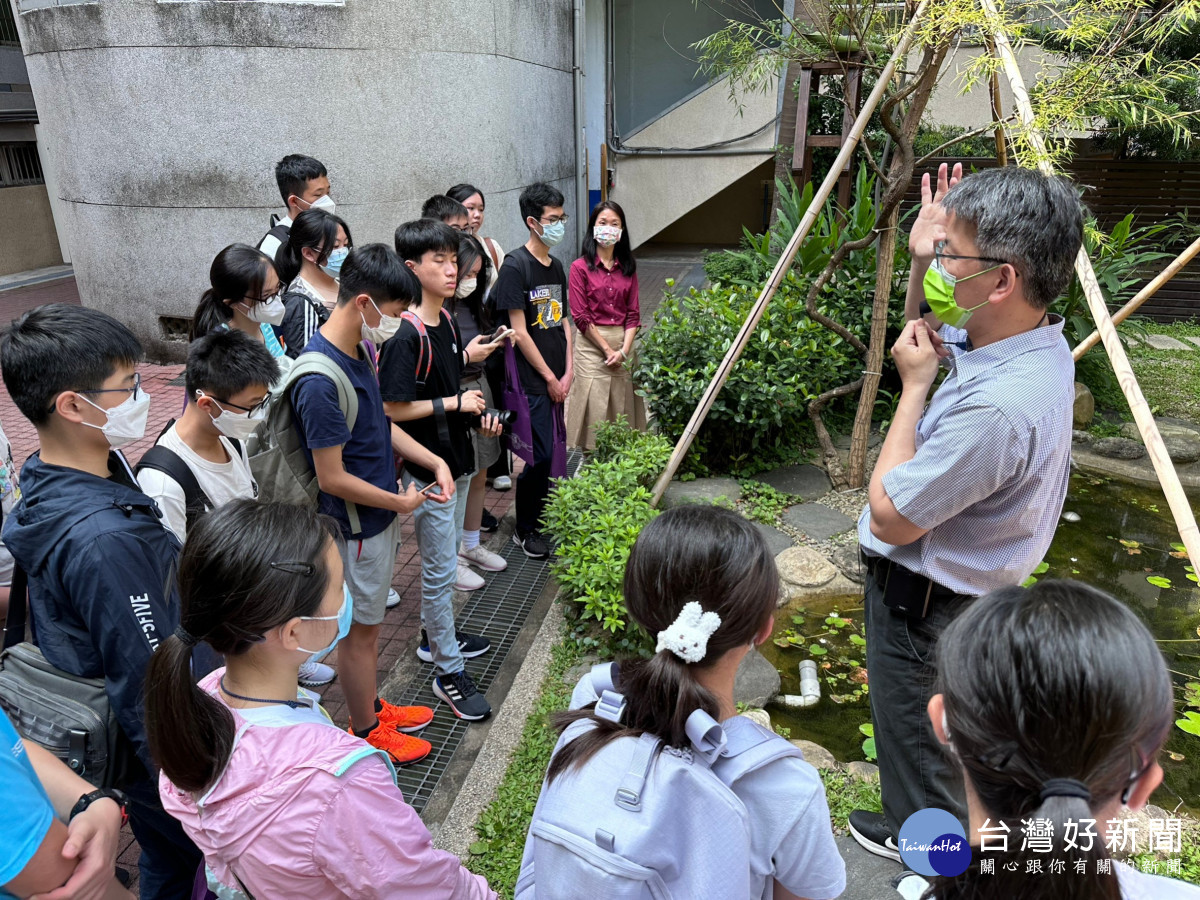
top-left (351, 721), bottom-right (432, 766)
top-left (377, 698), bottom-right (434, 733)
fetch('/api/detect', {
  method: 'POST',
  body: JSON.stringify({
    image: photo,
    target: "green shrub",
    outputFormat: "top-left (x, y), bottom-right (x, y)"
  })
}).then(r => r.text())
top-left (640, 169), bottom-right (908, 474)
top-left (544, 421), bottom-right (669, 648)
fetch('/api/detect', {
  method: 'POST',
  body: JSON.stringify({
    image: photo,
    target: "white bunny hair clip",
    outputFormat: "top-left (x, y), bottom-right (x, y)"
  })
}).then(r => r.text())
top-left (656, 601), bottom-right (722, 664)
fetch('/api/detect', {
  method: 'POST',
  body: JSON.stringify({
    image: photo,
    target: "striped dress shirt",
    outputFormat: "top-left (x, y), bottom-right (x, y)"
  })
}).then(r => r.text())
top-left (857, 316), bottom-right (1075, 596)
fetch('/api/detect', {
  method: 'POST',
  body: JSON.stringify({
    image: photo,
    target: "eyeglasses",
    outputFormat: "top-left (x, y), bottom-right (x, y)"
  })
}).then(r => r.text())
top-left (50, 372), bottom-right (143, 415)
top-left (213, 394), bottom-right (272, 416)
top-left (450, 224), bottom-right (472, 233)
top-left (933, 240), bottom-right (1010, 268)
top-left (539, 214), bottom-right (570, 225)
top-left (248, 284), bottom-right (286, 304)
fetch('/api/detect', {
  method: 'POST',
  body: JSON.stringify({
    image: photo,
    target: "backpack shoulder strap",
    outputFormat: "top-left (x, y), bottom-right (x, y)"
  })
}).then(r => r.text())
top-left (399, 311), bottom-right (433, 388)
top-left (614, 732), bottom-right (662, 812)
top-left (712, 721), bottom-right (804, 787)
top-left (136, 445), bottom-right (214, 530)
top-left (287, 352), bottom-right (360, 432)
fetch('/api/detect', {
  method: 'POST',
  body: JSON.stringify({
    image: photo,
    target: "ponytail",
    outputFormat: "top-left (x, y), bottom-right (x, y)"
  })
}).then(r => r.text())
top-left (143, 500), bottom-right (339, 794)
top-left (277, 208), bottom-right (350, 286)
top-left (145, 636), bottom-right (236, 793)
top-left (189, 243), bottom-right (273, 340)
top-left (928, 581), bottom-right (1173, 900)
top-left (547, 506), bottom-right (777, 782)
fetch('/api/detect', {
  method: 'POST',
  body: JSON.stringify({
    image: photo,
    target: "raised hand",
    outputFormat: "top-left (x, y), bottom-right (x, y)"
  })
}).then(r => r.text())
top-left (909, 162), bottom-right (963, 263)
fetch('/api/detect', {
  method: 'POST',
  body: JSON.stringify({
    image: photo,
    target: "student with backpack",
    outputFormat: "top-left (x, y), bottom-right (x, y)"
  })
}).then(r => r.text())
top-left (257, 154), bottom-right (334, 263)
top-left (190, 243), bottom-right (288, 363)
top-left (276, 208), bottom-right (354, 359)
top-left (0, 304), bottom-right (201, 898)
top-left (381, 220), bottom-right (503, 721)
top-left (905, 579), bottom-right (1198, 900)
top-left (283, 244), bottom-right (447, 765)
top-left (491, 183), bottom-right (574, 560)
top-left (147, 500), bottom-right (497, 900)
top-left (519, 505), bottom-right (846, 899)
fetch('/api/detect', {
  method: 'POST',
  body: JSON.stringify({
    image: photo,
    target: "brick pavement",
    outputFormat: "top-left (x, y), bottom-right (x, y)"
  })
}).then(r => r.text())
top-left (0, 277), bottom-right (520, 893)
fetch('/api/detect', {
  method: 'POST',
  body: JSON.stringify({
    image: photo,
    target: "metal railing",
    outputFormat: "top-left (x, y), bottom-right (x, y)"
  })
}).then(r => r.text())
top-left (1, 0), bottom-right (19, 45)
top-left (0, 142), bottom-right (44, 187)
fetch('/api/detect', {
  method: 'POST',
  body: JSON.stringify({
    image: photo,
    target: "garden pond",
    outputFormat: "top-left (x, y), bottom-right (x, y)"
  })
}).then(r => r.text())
top-left (764, 471), bottom-right (1200, 814)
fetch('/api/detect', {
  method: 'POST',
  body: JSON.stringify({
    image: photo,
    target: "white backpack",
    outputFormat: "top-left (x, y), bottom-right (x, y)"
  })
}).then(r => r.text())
top-left (516, 664), bottom-right (802, 899)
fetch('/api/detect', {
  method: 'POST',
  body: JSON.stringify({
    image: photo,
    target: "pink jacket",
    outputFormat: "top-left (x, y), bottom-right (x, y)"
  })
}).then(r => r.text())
top-left (160, 669), bottom-right (495, 900)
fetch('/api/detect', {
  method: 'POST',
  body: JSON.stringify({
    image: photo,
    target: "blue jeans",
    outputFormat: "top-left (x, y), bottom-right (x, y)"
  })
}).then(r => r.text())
top-left (403, 470), bottom-right (472, 676)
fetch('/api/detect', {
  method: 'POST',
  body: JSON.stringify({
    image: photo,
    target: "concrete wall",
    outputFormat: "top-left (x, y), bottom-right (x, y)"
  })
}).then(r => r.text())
top-left (0, 183), bottom-right (64, 275)
top-left (922, 44), bottom-right (1066, 130)
top-left (13, 0), bottom-right (577, 358)
top-left (652, 159), bottom-right (775, 246)
top-left (609, 74), bottom-right (776, 249)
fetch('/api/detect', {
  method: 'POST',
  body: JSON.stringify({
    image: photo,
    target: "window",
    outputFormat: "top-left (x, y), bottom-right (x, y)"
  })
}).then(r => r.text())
top-left (1, 0), bottom-right (18, 43)
top-left (0, 143), bottom-right (45, 188)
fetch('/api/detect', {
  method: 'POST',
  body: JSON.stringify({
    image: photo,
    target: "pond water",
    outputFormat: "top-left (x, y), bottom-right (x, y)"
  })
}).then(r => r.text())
top-left (765, 471), bottom-right (1200, 815)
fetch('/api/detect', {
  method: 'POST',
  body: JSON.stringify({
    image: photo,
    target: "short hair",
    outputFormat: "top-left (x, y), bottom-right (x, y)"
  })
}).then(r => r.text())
top-left (337, 244), bottom-right (420, 307)
top-left (277, 208), bottom-right (353, 285)
top-left (519, 182), bottom-right (565, 223)
top-left (446, 183), bottom-right (485, 209)
top-left (274, 154), bottom-right (328, 204)
top-left (941, 167), bottom-right (1085, 310)
top-left (1, 304), bottom-right (143, 427)
top-left (185, 330), bottom-right (281, 401)
top-left (421, 195), bottom-right (468, 223)
top-left (394, 219), bottom-right (461, 263)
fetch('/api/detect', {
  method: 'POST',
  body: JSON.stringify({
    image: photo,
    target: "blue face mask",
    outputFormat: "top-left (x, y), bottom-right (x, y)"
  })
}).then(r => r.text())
top-left (296, 584), bottom-right (353, 663)
top-left (537, 219), bottom-right (566, 247)
top-left (322, 246), bottom-right (349, 280)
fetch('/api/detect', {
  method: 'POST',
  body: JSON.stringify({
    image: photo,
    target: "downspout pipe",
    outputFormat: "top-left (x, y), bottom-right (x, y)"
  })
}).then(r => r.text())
top-left (573, 0), bottom-right (588, 249)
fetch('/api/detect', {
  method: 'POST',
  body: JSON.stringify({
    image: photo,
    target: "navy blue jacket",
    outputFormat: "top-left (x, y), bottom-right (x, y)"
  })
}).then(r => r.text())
top-left (3, 451), bottom-right (182, 772)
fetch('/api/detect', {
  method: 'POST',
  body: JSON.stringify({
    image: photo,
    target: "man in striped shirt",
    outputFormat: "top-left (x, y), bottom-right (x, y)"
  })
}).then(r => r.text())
top-left (849, 163), bottom-right (1084, 873)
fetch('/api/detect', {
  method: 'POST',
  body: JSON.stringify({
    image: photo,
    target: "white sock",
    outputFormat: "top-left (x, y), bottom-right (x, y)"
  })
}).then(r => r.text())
top-left (462, 530), bottom-right (481, 552)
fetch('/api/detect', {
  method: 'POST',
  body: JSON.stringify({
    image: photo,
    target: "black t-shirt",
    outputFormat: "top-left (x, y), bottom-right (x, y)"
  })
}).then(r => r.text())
top-left (378, 312), bottom-right (475, 482)
top-left (491, 246), bottom-right (570, 395)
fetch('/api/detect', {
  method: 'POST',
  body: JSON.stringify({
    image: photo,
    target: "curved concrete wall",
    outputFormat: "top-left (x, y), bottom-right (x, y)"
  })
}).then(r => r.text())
top-left (14, 0), bottom-right (577, 357)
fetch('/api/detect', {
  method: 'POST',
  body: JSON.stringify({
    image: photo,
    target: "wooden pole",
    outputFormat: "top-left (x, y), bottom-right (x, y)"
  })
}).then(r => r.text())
top-left (1072, 234), bottom-right (1200, 360)
top-left (987, 41), bottom-right (1008, 166)
top-left (650, 0), bottom-right (933, 506)
top-left (981, 0), bottom-right (1200, 564)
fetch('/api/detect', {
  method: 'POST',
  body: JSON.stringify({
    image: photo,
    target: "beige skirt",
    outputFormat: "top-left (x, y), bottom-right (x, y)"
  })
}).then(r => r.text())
top-left (566, 324), bottom-right (647, 451)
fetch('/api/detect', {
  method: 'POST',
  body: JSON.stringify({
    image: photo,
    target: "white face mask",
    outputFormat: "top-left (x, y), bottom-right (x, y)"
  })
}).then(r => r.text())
top-left (304, 194), bottom-right (336, 215)
top-left (361, 298), bottom-right (402, 345)
top-left (198, 391), bottom-right (268, 441)
top-left (239, 295), bottom-right (286, 326)
top-left (79, 390), bottom-right (151, 450)
top-left (593, 224), bottom-right (622, 247)
top-left (455, 277), bottom-right (478, 299)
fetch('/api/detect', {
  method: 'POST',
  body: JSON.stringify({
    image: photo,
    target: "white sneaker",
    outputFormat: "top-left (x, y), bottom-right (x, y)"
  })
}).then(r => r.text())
top-left (386, 588), bottom-right (401, 609)
top-left (298, 661), bottom-right (336, 687)
top-left (492, 475), bottom-right (512, 491)
top-left (459, 543), bottom-right (508, 573)
top-left (455, 564), bottom-right (486, 591)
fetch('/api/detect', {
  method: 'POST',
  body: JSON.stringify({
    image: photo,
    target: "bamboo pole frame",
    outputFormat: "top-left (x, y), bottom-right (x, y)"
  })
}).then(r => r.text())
top-left (1072, 234), bottom-right (1200, 360)
top-left (980, 0), bottom-right (1200, 563)
top-left (648, 0), bottom-right (932, 506)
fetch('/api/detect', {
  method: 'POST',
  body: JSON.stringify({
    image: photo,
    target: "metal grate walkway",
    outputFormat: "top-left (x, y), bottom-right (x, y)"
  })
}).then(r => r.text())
top-left (394, 450), bottom-right (583, 815)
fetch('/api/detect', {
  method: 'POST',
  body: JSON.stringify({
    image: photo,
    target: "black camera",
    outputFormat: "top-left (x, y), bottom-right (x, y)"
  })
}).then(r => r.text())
top-left (470, 408), bottom-right (516, 432)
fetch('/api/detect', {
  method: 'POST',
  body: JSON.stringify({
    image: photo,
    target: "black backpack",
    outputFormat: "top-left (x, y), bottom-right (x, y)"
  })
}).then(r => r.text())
top-left (135, 420), bottom-right (243, 534)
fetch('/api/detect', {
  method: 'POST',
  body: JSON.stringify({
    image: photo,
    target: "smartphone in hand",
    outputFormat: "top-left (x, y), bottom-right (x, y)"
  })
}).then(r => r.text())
top-left (490, 325), bottom-right (514, 344)
top-left (418, 482), bottom-right (440, 496)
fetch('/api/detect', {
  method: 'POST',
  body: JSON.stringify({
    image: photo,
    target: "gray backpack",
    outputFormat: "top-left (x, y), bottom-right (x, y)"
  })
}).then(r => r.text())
top-left (247, 348), bottom-right (368, 534)
top-left (516, 663), bottom-right (802, 899)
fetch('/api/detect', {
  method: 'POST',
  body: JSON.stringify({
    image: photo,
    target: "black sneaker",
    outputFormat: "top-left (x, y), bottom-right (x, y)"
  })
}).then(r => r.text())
top-left (416, 628), bottom-right (491, 663)
top-left (849, 810), bottom-right (901, 862)
top-left (513, 529), bottom-right (550, 560)
top-left (433, 669), bottom-right (492, 720)
top-left (480, 508), bottom-right (499, 533)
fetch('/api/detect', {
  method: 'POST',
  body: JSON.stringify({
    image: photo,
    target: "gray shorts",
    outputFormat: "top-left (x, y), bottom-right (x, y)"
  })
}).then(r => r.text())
top-left (338, 516), bottom-right (401, 626)
top-left (461, 376), bottom-right (501, 473)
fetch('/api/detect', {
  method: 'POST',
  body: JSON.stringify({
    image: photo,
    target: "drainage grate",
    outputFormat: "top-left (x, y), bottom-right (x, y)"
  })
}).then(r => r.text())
top-left (394, 449), bottom-right (584, 814)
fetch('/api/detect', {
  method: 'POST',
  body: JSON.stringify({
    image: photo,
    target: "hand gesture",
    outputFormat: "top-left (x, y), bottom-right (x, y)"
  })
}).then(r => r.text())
top-left (604, 348), bottom-right (625, 368)
top-left (458, 390), bottom-right (487, 416)
top-left (476, 413), bottom-right (504, 438)
top-left (891, 320), bottom-right (942, 392)
top-left (29, 799), bottom-right (126, 900)
top-left (465, 334), bottom-right (500, 363)
top-left (910, 162), bottom-right (962, 264)
top-left (546, 376), bottom-right (567, 404)
top-left (395, 482), bottom-right (428, 514)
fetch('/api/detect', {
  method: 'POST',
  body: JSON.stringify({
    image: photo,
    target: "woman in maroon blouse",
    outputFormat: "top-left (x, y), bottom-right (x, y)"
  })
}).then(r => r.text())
top-left (566, 201), bottom-right (647, 450)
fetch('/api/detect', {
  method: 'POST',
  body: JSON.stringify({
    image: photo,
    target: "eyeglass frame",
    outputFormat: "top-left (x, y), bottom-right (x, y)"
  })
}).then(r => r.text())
top-left (536, 214), bottom-right (570, 225)
top-left (245, 283), bottom-right (287, 305)
top-left (933, 239), bottom-right (1017, 273)
top-left (48, 372), bottom-right (144, 415)
top-left (196, 389), bottom-right (271, 417)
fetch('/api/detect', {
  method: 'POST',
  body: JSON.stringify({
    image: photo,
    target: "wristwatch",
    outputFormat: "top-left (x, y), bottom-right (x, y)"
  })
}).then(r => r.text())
top-left (69, 787), bottom-right (129, 826)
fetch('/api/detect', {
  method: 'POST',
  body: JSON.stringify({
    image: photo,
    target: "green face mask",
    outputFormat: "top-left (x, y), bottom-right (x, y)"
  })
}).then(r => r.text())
top-left (922, 258), bottom-right (999, 328)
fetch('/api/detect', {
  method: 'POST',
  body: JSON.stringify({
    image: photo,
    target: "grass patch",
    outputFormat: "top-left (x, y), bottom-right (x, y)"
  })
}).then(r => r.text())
top-left (820, 766), bottom-right (883, 832)
top-left (1119, 319), bottom-right (1200, 422)
top-left (464, 634), bottom-right (582, 898)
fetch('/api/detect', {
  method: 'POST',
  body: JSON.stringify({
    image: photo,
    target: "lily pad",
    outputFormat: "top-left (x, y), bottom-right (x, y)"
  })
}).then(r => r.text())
top-left (1148, 575), bottom-right (1173, 589)
top-left (1176, 711), bottom-right (1200, 736)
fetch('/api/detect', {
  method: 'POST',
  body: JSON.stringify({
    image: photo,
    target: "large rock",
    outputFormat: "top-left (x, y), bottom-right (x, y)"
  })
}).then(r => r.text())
top-left (830, 543), bottom-right (865, 584)
top-left (734, 647), bottom-right (781, 708)
top-left (781, 503), bottom-right (856, 541)
top-left (751, 464), bottom-right (832, 501)
top-left (1073, 382), bottom-right (1095, 428)
top-left (661, 477), bottom-right (742, 509)
top-left (1119, 421), bottom-right (1200, 463)
top-left (846, 761), bottom-right (880, 783)
top-left (789, 739), bottom-right (838, 770)
top-left (1072, 429), bottom-right (1094, 445)
top-left (777, 547), bottom-right (861, 606)
top-left (1109, 804), bottom-right (1172, 860)
top-left (739, 708), bottom-right (771, 730)
top-left (1092, 437), bottom-right (1146, 460)
top-left (754, 522), bottom-right (795, 557)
